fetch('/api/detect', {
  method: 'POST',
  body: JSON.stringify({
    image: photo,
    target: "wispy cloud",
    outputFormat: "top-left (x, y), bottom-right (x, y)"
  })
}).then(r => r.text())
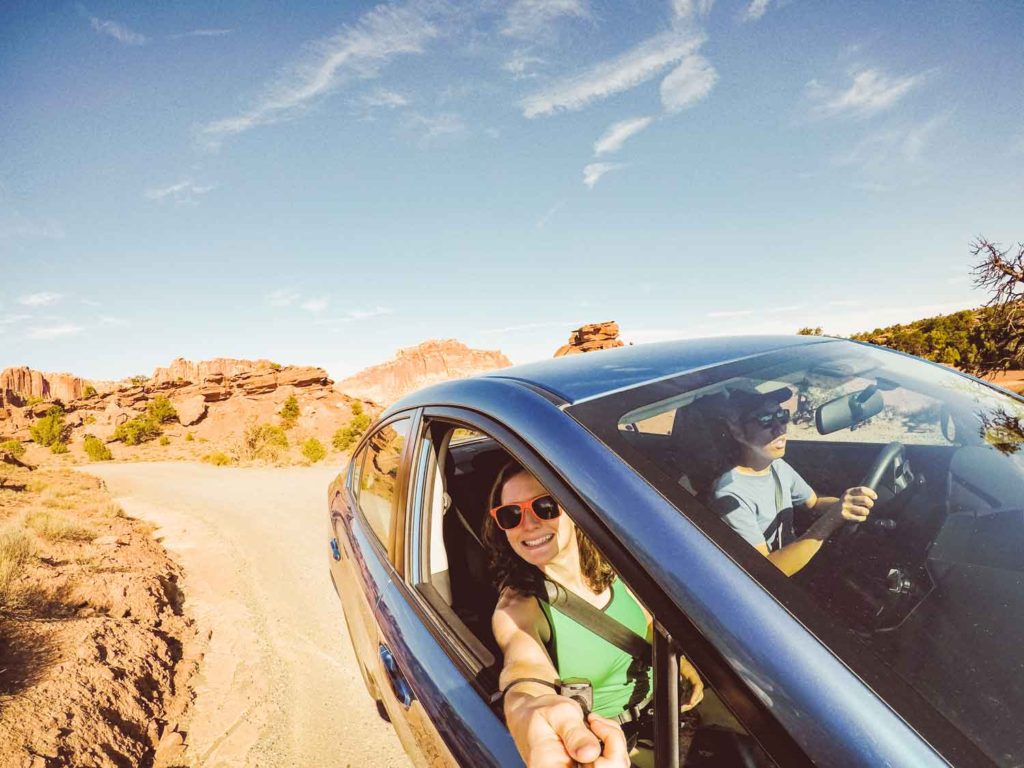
top-left (834, 112), bottom-right (950, 170)
top-left (660, 54), bottom-right (717, 112)
top-left (502, 0), bottom-right (588, 39)
top-left (536, 200), bottom-right (567, 229)
top-left (808, 67), bottom-right (928, 119)
top-left (90, 17), bottom-right (147, 45)
top-left (29, 324), bottom-right (83, 340)
top-left (522, 28), bottom-right (704, 118)
top-left (504, 50), bottom-right (545, 80)
top-left (18, 292), bottom-right (62, 307)
top-left (267, 289), bottom-right (301, 307)
top-left (0, 212), bottom-right (64, 240)
top-left (301, 297), bottom-right (329, 313)
top-left (144, 179), bottom-right (215, 203)
top-left (363, 88), bottom-right (409, 108)
top-left (707, 309), bottom-right (753, 318)
top-left (594, 116), bottom-right (654, 156)
top-left (673, 0), bottom-right (714, 20)
top-left (767, 304), bottom-right (804, 313)
top-left (583, 162), bottom-right (625, 188)
top-left (169, 28), bottom-right (232, 40)
top-left (411, 112), bottom-right (466, 142)
top-left (481, 321), bottom-right (574, 335)
top-left (200, 3), bottom-right (439, 145)
top-left (741, 0), bottom-right (772, 22)
top-left (0, 314), bottom-right (31, 325)
top-left (345, 306), bottom-right (392, 320)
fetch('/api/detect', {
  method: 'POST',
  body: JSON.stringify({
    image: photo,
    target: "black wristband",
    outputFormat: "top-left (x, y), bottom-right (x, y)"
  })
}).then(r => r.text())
top-left (490, 677), bottom-right (559, 706)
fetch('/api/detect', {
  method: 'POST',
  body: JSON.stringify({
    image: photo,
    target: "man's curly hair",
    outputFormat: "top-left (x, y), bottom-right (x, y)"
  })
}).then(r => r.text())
top-left (481, 459), bottom-right (616, 597)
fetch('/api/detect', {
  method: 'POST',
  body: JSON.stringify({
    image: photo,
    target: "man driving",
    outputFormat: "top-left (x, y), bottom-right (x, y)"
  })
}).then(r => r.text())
top-left (711, 384), bottom-right (877, 576)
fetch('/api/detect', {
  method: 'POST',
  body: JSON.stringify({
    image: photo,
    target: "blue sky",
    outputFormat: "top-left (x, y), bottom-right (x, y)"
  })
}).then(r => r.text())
top-left (2, 0), bottom-right (1022, 381)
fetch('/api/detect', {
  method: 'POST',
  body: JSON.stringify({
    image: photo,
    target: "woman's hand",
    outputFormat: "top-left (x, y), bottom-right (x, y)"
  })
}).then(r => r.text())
top-left (679, 656), bottom-right (704, 712)
top-left (506, 693), bottom-right (629, 768)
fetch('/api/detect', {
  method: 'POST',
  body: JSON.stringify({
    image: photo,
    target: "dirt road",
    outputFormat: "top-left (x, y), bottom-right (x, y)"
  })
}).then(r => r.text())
top-left (85, 462), bottom-right (409, 768)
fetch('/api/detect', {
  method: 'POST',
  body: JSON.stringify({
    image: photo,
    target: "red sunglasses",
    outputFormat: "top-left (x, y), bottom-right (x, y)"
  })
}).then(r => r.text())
top-left (489, 493), bottom-right (562, 531)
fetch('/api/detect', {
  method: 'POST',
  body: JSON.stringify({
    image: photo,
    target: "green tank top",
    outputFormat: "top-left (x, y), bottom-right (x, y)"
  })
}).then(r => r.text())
top-left (539, 578), bottom-right (653, 718)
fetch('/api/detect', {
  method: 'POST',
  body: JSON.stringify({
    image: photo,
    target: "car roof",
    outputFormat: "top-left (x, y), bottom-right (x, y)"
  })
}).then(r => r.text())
top-left (479, 335), bottom-right (836, 404)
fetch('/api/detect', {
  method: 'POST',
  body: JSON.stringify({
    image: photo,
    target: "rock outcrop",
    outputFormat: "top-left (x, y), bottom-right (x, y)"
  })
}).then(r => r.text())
top-left (554, 322), bottom-right (625, 357)
top-left (0, 366), bottom-right (117, 405)
top-left (337, 340), bottom-right (512, 405)
top-left (151, 358), bottom-right (277, 386)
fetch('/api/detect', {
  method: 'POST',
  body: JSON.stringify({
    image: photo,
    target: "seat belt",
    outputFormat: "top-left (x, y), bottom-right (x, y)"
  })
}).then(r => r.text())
top-left (543, 579), bottom-right (650, 662)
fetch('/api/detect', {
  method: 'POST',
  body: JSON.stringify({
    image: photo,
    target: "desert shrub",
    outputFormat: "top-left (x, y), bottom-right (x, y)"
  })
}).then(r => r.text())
top-left (147, 395), bottom-right (178, 424)
top-left (26, 510), bottom-right (94, 542)
top-left (185, 431), bottom-right (194, 442)
top-left (82, 414), bottom-right (96, 425)
top-left (236, 422), bottom-right (289, 462)
top-left (83, 385), bottom-right (98, 398)
top-left (83, 435), bottom-right (112, 461)
top-left (269, 362), bottom-right (282, 371)
top-left (50, 441), bottom-right (69, 455)
top-left (0, 440), bottom-right (26, 460)
top-left (332, 404), bottom-right (371, 451)
top-left (30, 406), bottom-right (67, 447)
top-left (279, 395), bottom-right (300, 429)
top-left (301, 438), bottom-right (326, 463)
top-left (0, 526), bottom-right (33, 607)
top-left (128, 375), bottom-right (148, 387)
top-left (26, 395), bottom-right (43, 406)
top-left (202, 451), bottom-right (232, 466)
top-left (159, 436), bottom-right (170, 446)
top-left (112, 415), bottom-right (162, 445)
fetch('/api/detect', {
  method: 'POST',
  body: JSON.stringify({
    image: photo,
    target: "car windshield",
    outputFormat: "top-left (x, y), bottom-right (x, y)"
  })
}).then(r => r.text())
top-left (571, 339), bottom-right (1024, 766)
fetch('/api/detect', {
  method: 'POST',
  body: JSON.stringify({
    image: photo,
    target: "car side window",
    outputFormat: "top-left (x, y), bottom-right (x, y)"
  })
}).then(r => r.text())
top-left (349, 445), bottom-right (366, 500)
top-left (358, 418), bottom-right (410, 554)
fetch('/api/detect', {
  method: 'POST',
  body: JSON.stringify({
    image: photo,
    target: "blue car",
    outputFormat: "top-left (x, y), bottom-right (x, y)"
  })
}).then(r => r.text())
top-left (327, 336), bottom-right (1024, 767)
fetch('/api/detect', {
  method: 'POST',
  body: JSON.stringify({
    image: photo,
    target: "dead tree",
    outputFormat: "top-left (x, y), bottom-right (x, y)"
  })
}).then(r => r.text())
top-left (970, 237), bottom-right (1024, 372)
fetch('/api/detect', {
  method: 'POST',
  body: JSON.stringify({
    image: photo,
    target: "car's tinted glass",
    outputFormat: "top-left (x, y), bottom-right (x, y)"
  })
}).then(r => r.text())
top-left (358, 418), bottom-right (410, 554)
top-left (574, 341), bottom-right (1024, 766)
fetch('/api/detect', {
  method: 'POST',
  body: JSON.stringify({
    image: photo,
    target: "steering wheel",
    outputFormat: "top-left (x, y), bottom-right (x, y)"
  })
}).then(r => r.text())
top-left (833, 441), bottom-right (910, 550)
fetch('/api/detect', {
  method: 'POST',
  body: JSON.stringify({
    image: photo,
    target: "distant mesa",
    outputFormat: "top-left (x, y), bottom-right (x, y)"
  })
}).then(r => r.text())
top-left (151, 357), bottom-right (278, 386)
top-left (0, 366), bottom-right (117, 406)
top-left (337, 339), bottom-right (512, 405)
top-left (554, 321), bottom-right (625, 357)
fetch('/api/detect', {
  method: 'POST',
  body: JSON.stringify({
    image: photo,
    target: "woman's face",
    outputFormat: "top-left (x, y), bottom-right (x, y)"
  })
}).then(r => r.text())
top-left (500, 471), bottom-right (574, 567)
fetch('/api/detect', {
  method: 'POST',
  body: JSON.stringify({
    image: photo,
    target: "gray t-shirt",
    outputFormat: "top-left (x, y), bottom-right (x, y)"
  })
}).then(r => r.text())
top-left (711, 460), bottom-right (813, 551)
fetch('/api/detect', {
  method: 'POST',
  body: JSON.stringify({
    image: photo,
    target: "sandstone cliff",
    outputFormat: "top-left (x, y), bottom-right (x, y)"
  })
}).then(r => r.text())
top-left (0, 366), bottom-right (118, 405)
top-left (151, 358), bottom-right (278, 386)
top-left (337, 339), bottom-right (512, 405)
top-left (554, 321), bottom-right (625, 357)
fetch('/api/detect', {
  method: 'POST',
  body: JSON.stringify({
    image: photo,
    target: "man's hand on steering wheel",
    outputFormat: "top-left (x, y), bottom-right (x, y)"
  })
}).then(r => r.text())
top-left (835, 486), bottom-right (877, 524)
top-left (507, 692), bottom-right (630, 768)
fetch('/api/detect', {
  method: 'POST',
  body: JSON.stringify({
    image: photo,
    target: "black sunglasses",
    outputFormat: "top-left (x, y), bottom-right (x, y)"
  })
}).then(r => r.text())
top-left (746, 408), bottom-right (791, 429)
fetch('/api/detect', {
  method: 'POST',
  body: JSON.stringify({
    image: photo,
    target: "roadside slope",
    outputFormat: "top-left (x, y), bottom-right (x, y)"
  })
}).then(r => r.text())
top-left (85, 462), bottom-right (408, 768)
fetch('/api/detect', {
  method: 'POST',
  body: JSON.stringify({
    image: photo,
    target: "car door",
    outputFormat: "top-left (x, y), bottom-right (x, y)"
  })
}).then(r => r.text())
top-left (329, 414), bottom-right (443, 765)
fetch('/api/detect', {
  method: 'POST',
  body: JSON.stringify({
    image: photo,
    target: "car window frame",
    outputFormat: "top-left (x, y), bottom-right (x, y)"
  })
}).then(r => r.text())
top-left (398, 405), bottom-right (813, 767)
top-left (350, 411), bottom-right (417, 565)
top-left (567, 342), bottom-right (993, 768)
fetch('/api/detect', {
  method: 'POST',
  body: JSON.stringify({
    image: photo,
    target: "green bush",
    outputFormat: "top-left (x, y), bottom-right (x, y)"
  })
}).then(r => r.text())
top-left (0, 440), bottom-right (26, 460)
top-left (202, 451), bottom-right (232, 466)
top-left (50, 441), bottom-right (69, 455)
top-left (83, 385), bottom-right (98, 398)
top-left (279, 395), bottom-right (300, 430)
top-left (159, 436), bottom-right (170, 446)
top-left (128, 375), bottom-right (148, 387)
top-left (236, 422), bottom-right (289, 462)
top-left (30, 406), bottom-right (67, 447)
top-left (146, 395), bottom-right (178, 424)
top-left (301, 438), bottom-right (326, 463)
top-left (83, 434), bottom-right (113, 461)
top-left (332, 404), bottom-right (371, 452)
top-left (269, 362), bottom-right (282, 371)
top-left (112, 415), bottom-right (162, 445)
top-left (185, 431), bottom-right (194, 442)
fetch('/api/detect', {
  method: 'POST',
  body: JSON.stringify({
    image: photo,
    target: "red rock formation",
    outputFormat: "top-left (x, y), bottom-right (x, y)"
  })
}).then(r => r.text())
top-left (150, 358), bottom-right (278, 386)
top-left (0, 366), bottom-right (117, 403)
top-left (338, 340), bottom-right (512, 405)
top-left (554, 322), bottom-right (625, 357)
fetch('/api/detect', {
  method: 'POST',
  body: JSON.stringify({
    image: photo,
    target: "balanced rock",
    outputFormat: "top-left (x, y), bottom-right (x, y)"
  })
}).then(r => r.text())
top-left (554, 321), bottom-right (625, 357)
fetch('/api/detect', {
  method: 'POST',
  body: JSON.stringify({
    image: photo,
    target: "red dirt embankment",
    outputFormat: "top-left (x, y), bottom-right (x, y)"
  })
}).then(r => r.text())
top-left (0, 466), bottom-right (197, 768)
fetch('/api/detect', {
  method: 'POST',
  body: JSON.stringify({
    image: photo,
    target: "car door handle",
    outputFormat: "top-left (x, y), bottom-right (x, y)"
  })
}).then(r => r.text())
top-left (379, 644), bottom-right (414, 709)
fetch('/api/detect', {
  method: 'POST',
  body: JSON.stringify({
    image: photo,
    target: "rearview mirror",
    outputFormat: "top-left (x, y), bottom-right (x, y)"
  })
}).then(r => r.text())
top-left (816, 385), bottom-right (885, 435)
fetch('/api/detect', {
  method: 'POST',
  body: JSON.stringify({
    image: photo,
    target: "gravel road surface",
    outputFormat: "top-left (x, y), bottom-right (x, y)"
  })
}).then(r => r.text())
top-left (85, 462), bottom-right (410, 768)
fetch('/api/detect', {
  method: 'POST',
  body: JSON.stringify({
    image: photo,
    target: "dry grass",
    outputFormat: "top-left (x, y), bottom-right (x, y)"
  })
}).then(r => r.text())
top-left (25, 510), bottom-right (95, 542)
top-left (0, 527), bottom-right (33, 607)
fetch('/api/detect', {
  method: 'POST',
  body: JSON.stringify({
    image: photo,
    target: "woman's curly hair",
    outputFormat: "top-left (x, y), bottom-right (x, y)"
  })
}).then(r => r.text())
top-left (481, 459), bottom-right (616, 597)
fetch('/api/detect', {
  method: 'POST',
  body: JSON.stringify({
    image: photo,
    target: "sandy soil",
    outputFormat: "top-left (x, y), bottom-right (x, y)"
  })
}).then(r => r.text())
top-left (84, 462), bottom-right (408, 768)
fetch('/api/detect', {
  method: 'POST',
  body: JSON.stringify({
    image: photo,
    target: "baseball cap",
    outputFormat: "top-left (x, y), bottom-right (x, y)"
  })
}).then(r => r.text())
top-left (723, 382), bottom-right (794, 421)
